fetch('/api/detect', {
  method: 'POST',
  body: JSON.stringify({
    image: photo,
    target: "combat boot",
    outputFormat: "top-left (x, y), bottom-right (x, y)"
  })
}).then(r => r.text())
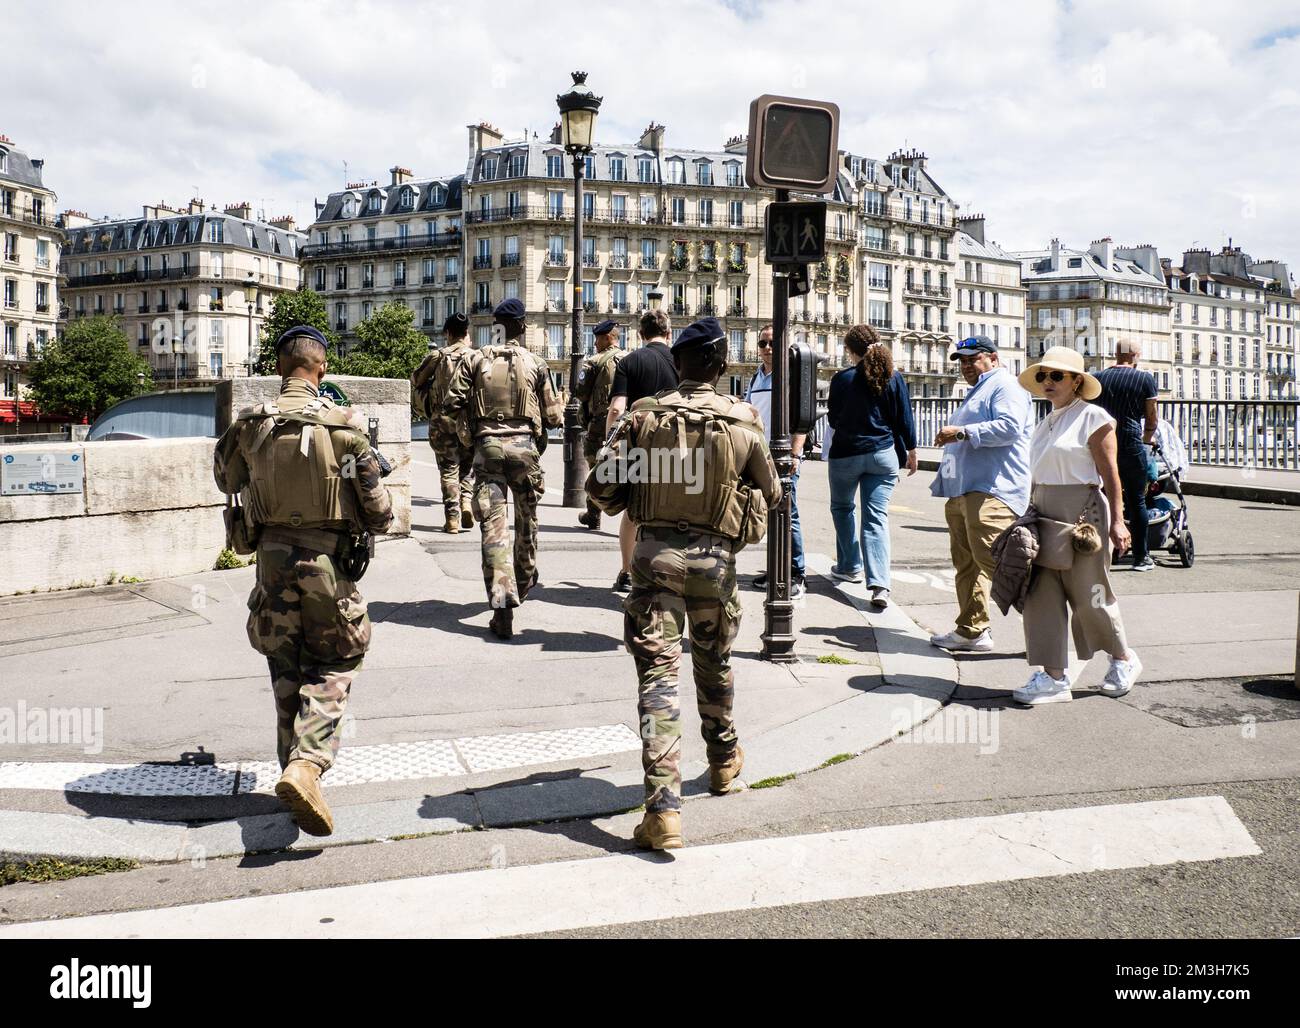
top-left (709, 743), bottom-right (745, 795)
top-left (577, 509), bottom-right (601, 530)
top-left (488, 607), bottom-right (513, 640)
top-left (633, 810), bottom-right (683, 850)
top-left (460, 497), bottom-right (474, 530)
top-left (274, 759), bottom-right (334, 837)
top-left (444, 509), bottom-right (461, 534)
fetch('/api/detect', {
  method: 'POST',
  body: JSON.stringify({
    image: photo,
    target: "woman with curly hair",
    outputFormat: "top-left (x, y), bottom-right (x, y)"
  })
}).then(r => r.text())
top-left (826, 325), bottom-right (918, 608)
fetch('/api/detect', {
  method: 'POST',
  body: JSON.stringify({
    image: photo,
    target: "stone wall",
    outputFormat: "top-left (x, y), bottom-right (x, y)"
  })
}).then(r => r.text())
top-left (1, 376), bottom-right (412, 595)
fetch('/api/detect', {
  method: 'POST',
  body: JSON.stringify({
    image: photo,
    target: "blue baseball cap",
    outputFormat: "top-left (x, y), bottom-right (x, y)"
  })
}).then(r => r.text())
top-left (950, 335), bottom-right (997, 360)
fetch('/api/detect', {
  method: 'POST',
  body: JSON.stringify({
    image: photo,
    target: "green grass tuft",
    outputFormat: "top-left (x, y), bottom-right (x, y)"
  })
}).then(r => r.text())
top-left (749, 773), bottom-right (796, 790)
top-left (214, 548), bottom-right (246, 570)
top-left (816, 654), bottom-right (858, 665)
top-left (819, 753), bottom-right (855, 768)
top-left (1, 856), bottom-right (139, 887)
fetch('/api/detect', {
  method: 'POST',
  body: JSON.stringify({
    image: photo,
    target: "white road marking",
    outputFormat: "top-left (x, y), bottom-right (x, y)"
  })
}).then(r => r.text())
top-left (413, 459), bottom-right (438, 468)
top-left (0, 724), bottom-right (639, 797)
top-left (0, 796), bottom-right (1259, 939)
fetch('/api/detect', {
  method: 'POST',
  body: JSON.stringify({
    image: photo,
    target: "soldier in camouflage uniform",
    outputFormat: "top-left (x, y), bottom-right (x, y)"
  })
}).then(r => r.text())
top-left (588, 317), bottom-right (780, 850)
top-left (575, 319), bottom-right (625, 531)
top-left (410, 312), bottom-right (476, 533)
top-left (444, 298), bottom-right (562, 640)
top-left (214, 325), bottom-right (393, 836)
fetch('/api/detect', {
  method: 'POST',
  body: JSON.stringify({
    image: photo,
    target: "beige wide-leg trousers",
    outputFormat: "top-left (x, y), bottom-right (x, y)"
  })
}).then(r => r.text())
top-left (1023, 483), bottom-right (1130, 670)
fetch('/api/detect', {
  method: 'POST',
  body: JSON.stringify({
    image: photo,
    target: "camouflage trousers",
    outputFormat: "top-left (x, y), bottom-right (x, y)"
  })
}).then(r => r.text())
top-left (623, 526), bottom-right (743, 813)
top-left (245, 541), bottom-right (371, 774)
top-left (471, 433), bottom-right (544, 609)
top-left (430, 429), bottom-right (474, 516)
top-left (582, 428), bottom-right (604, 519)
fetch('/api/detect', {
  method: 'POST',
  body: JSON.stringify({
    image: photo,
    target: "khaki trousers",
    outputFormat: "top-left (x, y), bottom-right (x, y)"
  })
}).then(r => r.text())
top-left (944, 492), bottom-right (1017, 638)
top-left (1023, 483), bottom-right (1129, 670)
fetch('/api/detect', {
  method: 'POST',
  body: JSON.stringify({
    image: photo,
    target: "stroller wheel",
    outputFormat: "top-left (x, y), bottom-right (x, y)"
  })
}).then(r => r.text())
top-left (1179, 531), bottom-right (1195, 568)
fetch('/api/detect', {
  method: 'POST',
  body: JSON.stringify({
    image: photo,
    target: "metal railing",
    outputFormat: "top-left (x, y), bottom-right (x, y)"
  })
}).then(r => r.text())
top-left (909, 397), bottom-right (1300, 471)
top-left (300, 232), bottom-right (461, 258)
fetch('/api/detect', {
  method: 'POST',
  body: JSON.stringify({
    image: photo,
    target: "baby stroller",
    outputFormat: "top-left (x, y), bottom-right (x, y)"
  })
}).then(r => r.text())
top-left (1144, 425), bottom-right (1194, 567)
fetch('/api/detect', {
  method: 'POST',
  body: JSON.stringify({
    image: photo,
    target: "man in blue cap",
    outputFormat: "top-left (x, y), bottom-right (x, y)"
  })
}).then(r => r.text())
top-left (214, 325), bottom-right (393, 836)
top-left (444, 299), bottom-right (563, 639)
top-left (411, 312), bottom-right (477, 533)
top-left (588, 316), bottom-right (781, 849)
top-left (574, 319), bottom-right (625, 531)
top-left (929, 334), bottom-right (1031, 652)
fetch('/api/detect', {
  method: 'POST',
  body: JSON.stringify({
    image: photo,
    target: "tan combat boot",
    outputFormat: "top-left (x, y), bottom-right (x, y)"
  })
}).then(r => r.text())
top-left (709, 744), bottom-right (745, 795)
top-left (275, 759), bottom-right (334, 837)
top-left (633, 810), bottom-right (683, 850)
top-left (460, 497), bottom-right (474, 530)
top-left (444, 509), bottom-right (461, 534)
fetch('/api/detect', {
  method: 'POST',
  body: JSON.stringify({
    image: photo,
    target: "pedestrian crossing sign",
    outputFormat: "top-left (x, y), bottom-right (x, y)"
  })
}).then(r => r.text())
top-left (765, 201), bottom-right (826, 265)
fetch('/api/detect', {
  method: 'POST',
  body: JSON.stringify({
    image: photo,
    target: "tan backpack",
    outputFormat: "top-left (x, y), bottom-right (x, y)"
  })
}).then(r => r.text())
top-left (626, 397), bottom-right (769, 547)
top-left (471, 345), bottom-right (542, 435)
top-left (237, 398), bottom-right (364, 530)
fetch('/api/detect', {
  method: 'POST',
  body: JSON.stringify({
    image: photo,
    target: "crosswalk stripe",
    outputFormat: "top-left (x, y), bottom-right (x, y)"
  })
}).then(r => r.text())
top-left (0, 796), bottom-right (1258, 939)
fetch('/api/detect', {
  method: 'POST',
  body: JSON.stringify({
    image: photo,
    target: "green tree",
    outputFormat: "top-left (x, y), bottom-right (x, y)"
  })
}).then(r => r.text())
top-left (27, 315), bottom-right (153, 422)
top-left (331, 301), bottom-right (428, 380)
top-left (252, 288), bottom-right (335, 374)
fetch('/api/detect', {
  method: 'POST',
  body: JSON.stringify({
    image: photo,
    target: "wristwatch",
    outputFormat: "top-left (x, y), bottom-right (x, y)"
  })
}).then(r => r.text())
top-left (955, 429), bottom-right (968, 441)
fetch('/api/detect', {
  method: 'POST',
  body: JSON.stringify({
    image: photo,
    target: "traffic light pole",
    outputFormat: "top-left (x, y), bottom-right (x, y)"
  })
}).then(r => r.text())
top-left (761, 187), bottom-right (797, 663)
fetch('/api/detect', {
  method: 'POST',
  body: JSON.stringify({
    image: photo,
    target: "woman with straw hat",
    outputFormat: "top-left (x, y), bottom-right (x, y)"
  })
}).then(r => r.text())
top-left (1011, 346), bottom-right (1142, 705)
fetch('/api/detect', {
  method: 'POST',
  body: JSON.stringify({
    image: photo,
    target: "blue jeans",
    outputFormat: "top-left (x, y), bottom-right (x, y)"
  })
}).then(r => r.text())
top-left (828, 448), bottom-right (899, 588)
top-left (790, 462), bottom-right (805, 578)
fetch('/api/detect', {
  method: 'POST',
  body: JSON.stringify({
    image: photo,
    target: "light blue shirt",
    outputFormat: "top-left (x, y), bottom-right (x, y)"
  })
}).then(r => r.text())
top-left (745, 366), bottom-right (773, 440)
top-left (929, 366), bottom-right (1032, 515)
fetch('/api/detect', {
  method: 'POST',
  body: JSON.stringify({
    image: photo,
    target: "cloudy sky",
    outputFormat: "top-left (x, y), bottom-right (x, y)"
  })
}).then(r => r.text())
top-left (9, 0), bottom-right (1300, 274)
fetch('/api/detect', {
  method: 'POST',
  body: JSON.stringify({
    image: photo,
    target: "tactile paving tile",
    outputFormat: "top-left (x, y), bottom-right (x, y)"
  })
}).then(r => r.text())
top-left (455, 723), bottom-right (641, 774)
top-left (0, 761), bottom-right (241, 796)
top-left (236, 739), bottom-right (466, 794)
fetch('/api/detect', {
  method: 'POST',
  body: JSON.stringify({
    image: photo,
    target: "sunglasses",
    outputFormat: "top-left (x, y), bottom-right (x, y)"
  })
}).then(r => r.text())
top-left (1034, 370), bottom-right (1071, 383)
top-left (758, 340), bottom-right (772, 349)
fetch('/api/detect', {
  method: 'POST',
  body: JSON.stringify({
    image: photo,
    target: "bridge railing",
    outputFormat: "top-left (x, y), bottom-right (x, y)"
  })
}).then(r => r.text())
top-left (906, 398), bottom-right (1300, 471)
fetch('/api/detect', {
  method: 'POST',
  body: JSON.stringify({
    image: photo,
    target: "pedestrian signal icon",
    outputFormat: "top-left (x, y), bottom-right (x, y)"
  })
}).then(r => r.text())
top-left (765, 201), bottom-right (826, 265)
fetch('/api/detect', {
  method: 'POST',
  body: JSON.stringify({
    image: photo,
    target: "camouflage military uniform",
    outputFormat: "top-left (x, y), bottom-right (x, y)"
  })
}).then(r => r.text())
top-left (214, 377), bottom-right (393, 772)
top-left (613, 382), bottom-right (781, 813)
top-left (577, 346), bottom-right (624, 519)
top-left (445, 340), bottom-right (563, 609)
top-left (413, 339), bottom-right (477, 524)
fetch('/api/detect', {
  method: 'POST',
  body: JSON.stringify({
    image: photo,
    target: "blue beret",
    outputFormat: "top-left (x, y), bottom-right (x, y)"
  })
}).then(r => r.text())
top-left (275, 325), bottom-right (329, 353)
top-left (592, 319), bottom-right (617, 336)
top-left (443, 312), bottom-right (469, 333)
top-left (493, 298), bottom-right (526, 320)
top-left (671, 317), bottom-right (725, 355)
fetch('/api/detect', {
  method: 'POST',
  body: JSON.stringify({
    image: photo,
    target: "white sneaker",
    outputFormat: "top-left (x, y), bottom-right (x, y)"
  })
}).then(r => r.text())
top-left (830, 566), bottom-right (863, 583)
top-left (929, 628), bottom-right (994, 652)
top-left (1013, 671), bottom-right (1073, 705)
top-left (869, 586), bottom-right (890, 610)
top-left (1101, 650), bottom-right (1143, 696)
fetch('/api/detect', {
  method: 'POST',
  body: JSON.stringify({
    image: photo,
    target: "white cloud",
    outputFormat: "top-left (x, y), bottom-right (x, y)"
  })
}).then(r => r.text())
top-left (7, 0), bottom-right (1299, 275)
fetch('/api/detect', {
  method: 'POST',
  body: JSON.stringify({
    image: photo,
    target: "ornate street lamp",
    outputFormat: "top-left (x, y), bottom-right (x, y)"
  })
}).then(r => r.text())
top-left (245, 272), bottom-right (259, 379)
top-left (557, 71), bottom-right (602, 508)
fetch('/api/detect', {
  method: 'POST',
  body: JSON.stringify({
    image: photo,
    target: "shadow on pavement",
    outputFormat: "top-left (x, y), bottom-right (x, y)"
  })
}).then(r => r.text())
top-left (466, 767), bottom-right (641, 853)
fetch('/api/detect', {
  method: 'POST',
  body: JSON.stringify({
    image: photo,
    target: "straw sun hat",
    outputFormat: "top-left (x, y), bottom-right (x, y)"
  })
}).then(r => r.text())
top-left (1018, 346), bottom-right (1102, 401)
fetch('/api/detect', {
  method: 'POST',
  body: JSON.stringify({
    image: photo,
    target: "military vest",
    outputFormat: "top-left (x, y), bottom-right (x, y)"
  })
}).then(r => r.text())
top-left (623, 389), bottom-right (769, 546)
top-left (236, 395), bottom-right (364, 529)
top-left (470, 344), bottom-right (544, 436)
top-left (576, 348), bottom-right (624, 429)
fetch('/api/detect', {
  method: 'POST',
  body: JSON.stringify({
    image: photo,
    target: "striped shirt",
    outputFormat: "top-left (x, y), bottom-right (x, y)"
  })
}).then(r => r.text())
top-left (1093, 365), bottom-right (1157, 457)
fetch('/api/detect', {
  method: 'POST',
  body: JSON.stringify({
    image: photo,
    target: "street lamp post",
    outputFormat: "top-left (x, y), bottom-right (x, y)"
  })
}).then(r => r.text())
top-left (557, 71), bottom-right (602, 508)
top-left (244, 272), bottom-right (259, 380)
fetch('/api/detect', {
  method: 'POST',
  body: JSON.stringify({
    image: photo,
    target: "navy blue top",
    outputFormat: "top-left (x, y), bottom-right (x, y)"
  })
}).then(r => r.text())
top-left (1094, 365), bottom-right (1157, 458)
top-left (827, 366), bottom-right (916, 463)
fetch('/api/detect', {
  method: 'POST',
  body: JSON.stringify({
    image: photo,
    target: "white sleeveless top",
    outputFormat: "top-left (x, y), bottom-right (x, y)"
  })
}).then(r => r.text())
top-left (1029, 399), bottom-right (1115, 486)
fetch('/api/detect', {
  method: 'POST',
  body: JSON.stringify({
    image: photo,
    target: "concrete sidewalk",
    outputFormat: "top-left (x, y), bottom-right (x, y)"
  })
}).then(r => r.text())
top-left (0, 448), bottom-right (957, 862)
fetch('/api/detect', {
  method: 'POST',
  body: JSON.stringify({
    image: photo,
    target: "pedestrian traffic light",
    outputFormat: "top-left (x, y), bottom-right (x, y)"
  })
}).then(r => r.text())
top-left (745, 95), bottom-right (840, 193)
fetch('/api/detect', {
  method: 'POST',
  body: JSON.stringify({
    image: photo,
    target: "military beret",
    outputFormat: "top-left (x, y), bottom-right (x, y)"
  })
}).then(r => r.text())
top-left (670, 316), bottom-right (725, 355)
top-left (493, 298), bottom-right (526, 320)
top-left (443, 312), bottom-right (469, 333)
top-left (275, 325), bottom-right (329, 353)
top-left (592, 319), bottom-right (617, 336)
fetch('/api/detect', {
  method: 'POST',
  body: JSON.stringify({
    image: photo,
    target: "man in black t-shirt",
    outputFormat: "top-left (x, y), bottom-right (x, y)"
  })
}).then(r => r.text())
top-left (1094, 339), bottom-right (1159, 572)
top-left (604, 308), bottom-right (678, 592)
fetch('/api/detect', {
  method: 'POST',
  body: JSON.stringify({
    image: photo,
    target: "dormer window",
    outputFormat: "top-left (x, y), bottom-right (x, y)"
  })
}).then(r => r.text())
top-left (400, 186), bottom-right (414, 209)
top-left (666, 158), bottom-right (685, 184)
top-left (366, 192), bottom-right (382, 214)
top-left (725, 161), bottom-right (742, 186)
top-left (481, 157), bottom-right (498, 180)
top-left (609, 156), bottom-right (625, 181)
top-left (429, 184), bottom-right (445, 207)
top-left (546, 153), bottom-right (564, 178)
top-left (697, 161), bottom-right (713, 186)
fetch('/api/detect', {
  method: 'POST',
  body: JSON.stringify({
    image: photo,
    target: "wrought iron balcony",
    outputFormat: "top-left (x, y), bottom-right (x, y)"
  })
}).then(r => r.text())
top-left (300, 231), bottom-right (461, 258)
top-left (545, 253), bottom-right (569, 268)
top-left (608, 254), bottom-right (630, 269)
top-left (473, 255), bottom-right (493, 270)
top-left (470, 301), bottom-right (493, 314)
top-left (582, 256), bottom-right (601, 268)
top-left (671, 302), bottom-right (690, 317)
top-left (501, 253), bottom-right (521, 268)
top-left (544, 299), bottom-right (568, 313)
top-left (697, 302), bottom-right (716, 316)
top-left (639, 256), bottom-right (660, 270)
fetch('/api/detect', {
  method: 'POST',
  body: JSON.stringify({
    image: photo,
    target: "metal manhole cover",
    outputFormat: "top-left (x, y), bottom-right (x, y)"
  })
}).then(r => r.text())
top-left (1123, 676), bottom-right (1299, 727)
